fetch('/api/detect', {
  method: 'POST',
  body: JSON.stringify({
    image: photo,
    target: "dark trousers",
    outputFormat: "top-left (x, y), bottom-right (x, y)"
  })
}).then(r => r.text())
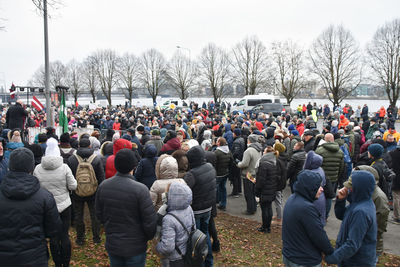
top-left (231, 166), bottom-right (242, 195)
top-left (50, 206), bottom-right (72, 267)
top-left (260, 201), bottom-right (273, 230)
top-left (195, 211), bottom-right (213, 267)
top-left (169, 259), bottom-right (185, 267)
top-left (73, 197), bottom-right (100, 241)
top-left (208, 216), bottom-right (219, 243)
top-left (243, 178), bottom-right (257, 213)
top-left (325, 181), bottom-right (338, 218)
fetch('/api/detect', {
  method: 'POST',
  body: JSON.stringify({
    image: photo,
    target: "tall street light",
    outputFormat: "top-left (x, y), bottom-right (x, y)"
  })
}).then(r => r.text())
top-left (43, 0), bottom-right (53, 127)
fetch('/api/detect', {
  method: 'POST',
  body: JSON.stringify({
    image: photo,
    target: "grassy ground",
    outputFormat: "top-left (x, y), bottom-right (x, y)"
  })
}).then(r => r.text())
top-left (57, 212), bottom-right (400, 267)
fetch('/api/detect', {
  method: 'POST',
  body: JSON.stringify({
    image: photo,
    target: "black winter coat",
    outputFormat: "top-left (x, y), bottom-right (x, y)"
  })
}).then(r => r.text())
top-left (287, 149), bottom-right (306, 185)
top-left (304, 137), bottom-right (315, 153)
top-left (68, 148), bottom-right (105, 200)
top-left (134, 144), bottom-right (158, 189)
top-left (6, 103), bottom-right (28, 130)
top-left (232, 136), bottom-right (245, 161)
top-left (0, 171), bottom-right (61, 266)
top-left (390, 148), bottom-right (400, 191)
top-left (255, 153), bottom-right (278, 202)
top-left (95, 173), bottom-right (157, 257)
top-left (276, 153), bottom-right (288, 190)
top-left (184, 162), bottom-right (216, 212)
top-left (214, 146), bottom-right (233, 176)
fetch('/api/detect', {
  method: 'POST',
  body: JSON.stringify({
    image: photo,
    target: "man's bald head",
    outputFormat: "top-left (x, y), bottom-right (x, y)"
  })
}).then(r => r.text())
top-left (324, 133), bottom-right (334, 142)
top-left (16, 99), bottom-right (24, 105)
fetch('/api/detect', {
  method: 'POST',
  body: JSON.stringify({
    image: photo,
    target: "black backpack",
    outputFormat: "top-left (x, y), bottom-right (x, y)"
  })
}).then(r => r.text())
top-left (168, 213), bottom-right (208, 267)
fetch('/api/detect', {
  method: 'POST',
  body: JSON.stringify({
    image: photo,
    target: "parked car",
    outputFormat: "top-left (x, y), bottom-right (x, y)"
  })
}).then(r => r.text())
top-left (251, 103), bottom-right (285, 117)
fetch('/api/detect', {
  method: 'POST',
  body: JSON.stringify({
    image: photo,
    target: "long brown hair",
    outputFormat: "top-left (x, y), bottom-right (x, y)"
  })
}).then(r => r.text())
top-left (265, 146), bottom-right (279, 157)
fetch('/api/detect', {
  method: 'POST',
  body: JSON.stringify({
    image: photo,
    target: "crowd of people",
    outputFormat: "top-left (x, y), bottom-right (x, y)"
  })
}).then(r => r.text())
top-left (0, 97), bottom-right (399, 267)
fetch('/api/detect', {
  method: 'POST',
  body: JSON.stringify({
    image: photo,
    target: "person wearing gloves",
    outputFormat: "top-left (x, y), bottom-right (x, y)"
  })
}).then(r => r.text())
top-left (34, 137), bottom-right (77, 267)
top-left (156, 182), bottom-right (195, 267)
top-left (325, 170), bottom-right (377, 266)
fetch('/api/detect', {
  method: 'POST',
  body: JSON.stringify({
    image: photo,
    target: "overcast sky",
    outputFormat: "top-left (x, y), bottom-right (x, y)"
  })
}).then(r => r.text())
top-left (0, 0), bottom-right (399, 90)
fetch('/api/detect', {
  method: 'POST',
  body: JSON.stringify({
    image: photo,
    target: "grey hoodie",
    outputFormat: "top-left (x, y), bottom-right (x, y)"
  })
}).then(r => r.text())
top-left (238, 142), bottom-right (263, 177)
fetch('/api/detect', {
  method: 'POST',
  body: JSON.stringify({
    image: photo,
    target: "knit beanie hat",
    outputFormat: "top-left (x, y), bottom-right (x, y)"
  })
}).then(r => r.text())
top-left (9, 147), bottom-right (35, 173)
top-left (60, 133), bottom-right (70, 144)
top-left (291, 130), bottom-right (299, 136)
top-left (121, 134), bottom-right (132, 141)
top-left (288, 124), bottom-right (295, 131)
top-left (273, 142), bottom-right (286, 154)
top-left (248, 134), bottom-right (259, 144)
top-left (115, 148), bottom-right (138, 174)
top-left (79, 138), bottom-right (91, 148)
top-left (233, 128), bottom-right (242, 136)
top-left (368, 143), bottom-right (384, 158)
top-left (45, 138), bottom-right (60, 157)
top-left (112, 132), bottom-right (120, 143)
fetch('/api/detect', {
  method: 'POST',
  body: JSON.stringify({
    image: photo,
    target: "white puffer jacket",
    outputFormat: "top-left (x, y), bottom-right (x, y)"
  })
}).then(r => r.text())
top-left (150, 154), bottom-right (185, 210)
top-left (34, 155), bottom-right (77, 213)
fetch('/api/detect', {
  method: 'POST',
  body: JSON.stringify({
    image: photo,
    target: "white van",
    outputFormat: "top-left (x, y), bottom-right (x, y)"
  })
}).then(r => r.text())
top-left (232, 94), bottom-right (281, 111)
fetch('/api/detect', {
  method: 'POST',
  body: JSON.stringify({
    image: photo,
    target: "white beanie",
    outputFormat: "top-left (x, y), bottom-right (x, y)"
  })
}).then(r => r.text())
top-left (45, 138), bottom-right (60, 157)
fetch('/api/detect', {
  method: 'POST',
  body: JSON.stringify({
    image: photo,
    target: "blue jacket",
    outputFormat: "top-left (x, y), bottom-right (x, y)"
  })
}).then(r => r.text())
top-left (326, 170), bottom-right (377, 266)
top-left (0, 157), bottom-right (9, 183)
top-left (223, 124), bottom-right (233, 150)
top-left (5, 142), bottom-right (24, 159)
top-left (135, 144), bottom-right (158, 189)
top-left (282, 170), bottom-right (333, 265)
top-left (304, 151), bottom-right (327, 226)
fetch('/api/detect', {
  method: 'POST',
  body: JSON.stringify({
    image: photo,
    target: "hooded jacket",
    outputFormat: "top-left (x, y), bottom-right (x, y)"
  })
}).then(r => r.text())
top-left (282, 170), bottom-right (333, 265)
top-left (160, 137), bottom-right (181, 155)
top-left (255, 152), bottom-right (278, 202)
top-left (105, 139), bottom-right (132, 179)
top-left (34, 155), bottom-right (77, 213)
top-left (172, 149), bottom-right (189, 178)
top-left (326, 171), bottom-right (377, 266)
top-left (0, 171), bottom-right (61, 266)
top-left (150, 154), bottom-right (185, 210)
top-left (304, 151), bottom-right (326, 225)
top-left (95, 172), bottom-right (157, 258)
top-left (214, 145), bottom-right (233, 176)
top-left (223, 124), bottom-right (234, 149)
top-left (315, 142), bottom-right (344, 183)
top-left (156, 182), bottom-right (195, 261)
top-left (232, 136), bottom-right (246, 161)
top-left (135, 144), bottom-right (158, 189)
top-left (238, 142), bottom-right (263, 178)
top-left (184, 146), bottom-right (216, 213)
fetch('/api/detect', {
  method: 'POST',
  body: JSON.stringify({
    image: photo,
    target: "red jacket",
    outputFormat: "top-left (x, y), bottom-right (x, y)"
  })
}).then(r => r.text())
top-left (296, 123), bottom-right (305, 136)
top-left (160, 137), bottom-right (181, 155)
top-left (105, 139), bottom-right (133, 178)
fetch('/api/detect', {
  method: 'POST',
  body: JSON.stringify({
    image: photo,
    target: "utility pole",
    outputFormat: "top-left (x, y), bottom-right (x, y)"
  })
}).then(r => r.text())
top-left (43, 0), bottom-right (53, 127)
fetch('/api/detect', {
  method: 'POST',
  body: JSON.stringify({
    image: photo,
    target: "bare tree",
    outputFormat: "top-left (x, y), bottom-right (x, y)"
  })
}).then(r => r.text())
top-left (309, 25), bottom-right (362, 106)
top-left (65, 59), bottom-right (83, 104)
top-left (29, 60), bottom-right (66, 89)
top-left (271, 40), bottom-right (306, 105)
top-left (139, 49), bottom-right (167, 105)
top-left (166, 51), bottom-right (198, 100)
top-left (92, 49), bottom-right (118, 106)
top-left (82, 56), bottom-right (98, 103)
top-left (199, 43), bottom-right (231, 103)
top-left (231, 36), bottom-right (269, 95)
top-left (367, 18), bottom-right (400, 107)
top-left (117, 53), bottom-right (141, 106)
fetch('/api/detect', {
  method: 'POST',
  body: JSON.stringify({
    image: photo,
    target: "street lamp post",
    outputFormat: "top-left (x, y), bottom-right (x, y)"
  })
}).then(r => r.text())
top-left (43, 0), bottom-right (53, 127)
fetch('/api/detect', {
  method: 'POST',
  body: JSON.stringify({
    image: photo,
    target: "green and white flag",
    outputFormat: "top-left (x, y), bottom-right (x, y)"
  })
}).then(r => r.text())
top-left (59, 91), bottom-right (68, 133)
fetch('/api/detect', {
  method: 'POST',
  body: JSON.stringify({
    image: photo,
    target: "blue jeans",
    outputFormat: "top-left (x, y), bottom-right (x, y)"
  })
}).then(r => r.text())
top-left (195, 211), bottom-right (213, 267)
top-left (109, 252), bottom-right (146, 267)
top-left (216, 175), bottom-right (228, 208)
top-left (283, 255), bottom-right (321, 267)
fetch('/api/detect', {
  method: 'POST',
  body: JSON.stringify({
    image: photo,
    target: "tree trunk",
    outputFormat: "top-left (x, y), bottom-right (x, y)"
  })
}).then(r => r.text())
top-left (91, 92), bottom-right (96, 103)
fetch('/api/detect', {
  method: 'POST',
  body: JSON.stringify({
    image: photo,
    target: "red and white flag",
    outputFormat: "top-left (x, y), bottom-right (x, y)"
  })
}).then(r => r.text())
top-left (31, 95), bottom-right (44, 112)
top-left (9, 83), bottom-right (16, 99)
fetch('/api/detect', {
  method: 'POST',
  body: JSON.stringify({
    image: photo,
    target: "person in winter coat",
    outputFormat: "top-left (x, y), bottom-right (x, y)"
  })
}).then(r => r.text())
top-left (5, 99), bottom-right (28, 131)
top-left (214, 137), bottom-right (233, 210)
top-left (304, 150), bottom-right (327, 226)
top-left (237, 134), bottom-right (263, 215)
top-left (184, 145), bottom-right (216, 267)
top-left (0, 137), bottom-right (9, 183)
top-left (150, 154), bottom-right (185, 210)
top-left (296, 120), bottom-right (305, 136)
top-left (59, 133), bottom-right (76, 164)
top-left (338, 114), bottom-right (350, 129)
top-left (326, 170), bottom-right (377, 266)
top-left (342, 165), bottom-right (389, 260)
top-left (272, 142), bottom-right (287, 226)
top-left (156, 182), bottom-right (195, 267)
top-left (287, 141), bottom-right (307, 193)
top-left (231, 128), bottom-right (245, 196)
top-left (100, 141), bottom-right (113, 171)
top-left (5, 129), bottom-right (24, 159)
top-left (303, 130), bottom-right (316, 152)
top-left (282, 170), bottom-right (333, 266)
top-left (34, 138), bottom-right (77, 267)
top-left (366, 118), bottom-right (379, 140)
top-left (171, 149), bottom-right (189, 178)
top-left (201, 129), bottom-right (213, 151)
top-left (0, 147), bottom-right (62, 266)
top-left (390, 146), bottom-right (400, 224)
top-left (105, 138), bottom-right (132, 179)
top-left (160, 130), bottom-right (181, 155)
top-left (96, 149), bottom-right (157, 267)
top-left (223, 123), bottom-right (234, 149)
top-left (255, 147), bottom-right (278, 233)
top-left (146, 129), bottom-right (164, 155)
top-left (368, 143), bottom-right (392, 198)
top-left (135, 144), bottom-right (158, 189)
top-left (68, 138), bottom-right (105, 246)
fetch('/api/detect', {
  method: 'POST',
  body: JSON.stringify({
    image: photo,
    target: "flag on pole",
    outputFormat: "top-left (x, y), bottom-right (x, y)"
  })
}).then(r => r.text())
top-left (9, 83), bottom-right (16, 99)
top-left (31, 95), bottom-right (44, 112)
top-left (59, 91), bottom-right (68, 133)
